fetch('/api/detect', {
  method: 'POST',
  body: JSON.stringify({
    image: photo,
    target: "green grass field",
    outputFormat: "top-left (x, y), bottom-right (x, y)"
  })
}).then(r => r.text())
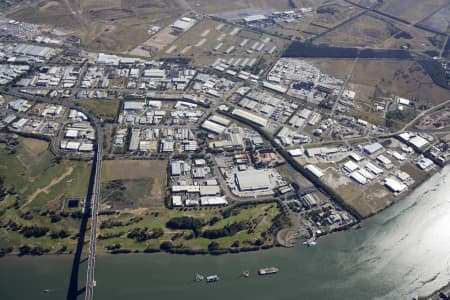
top-left (96, 203), bottom-right (282, 252)
top-left (74, 99), bottom-right (120, 122)
top-left (101, 160), bottom-right (167, 208)
top-left (0, 138), bottom-right (92, 254)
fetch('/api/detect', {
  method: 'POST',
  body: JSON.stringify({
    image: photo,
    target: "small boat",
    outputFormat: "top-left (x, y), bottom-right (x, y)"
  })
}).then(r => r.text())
top-left (242, 271), bottom-right (250, 277)
top-left (258, 267), bottom-right (279, 275)
top-left (303, 240), bottom-right (317, 247)
top-left (194, 273), bottom-right (204, 282)
top-left (43, 289), bottom-right (50, 293)
top-left (206, 275), bottom-right (220, 283)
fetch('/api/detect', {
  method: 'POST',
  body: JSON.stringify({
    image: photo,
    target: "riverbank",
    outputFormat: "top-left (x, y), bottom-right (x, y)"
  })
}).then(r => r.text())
top-left (420, 281), bottom-right (450, 300)
top-left (0, 198), bottom-right (292, 257)
top-left (0, 162), bottom-right (443, 258)
top-left (1, 164), bottom-right (450, 300)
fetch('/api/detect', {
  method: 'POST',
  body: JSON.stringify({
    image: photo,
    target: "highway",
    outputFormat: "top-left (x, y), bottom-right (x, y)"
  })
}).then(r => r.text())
top-left (85, 120), bottom-right (103, 300)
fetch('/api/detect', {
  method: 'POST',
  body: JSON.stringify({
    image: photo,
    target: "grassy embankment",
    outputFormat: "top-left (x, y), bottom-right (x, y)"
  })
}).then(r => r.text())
top-left (96, 202), bottom-right (286, 254)
top-left (73, 99), bottom-right (120, 123)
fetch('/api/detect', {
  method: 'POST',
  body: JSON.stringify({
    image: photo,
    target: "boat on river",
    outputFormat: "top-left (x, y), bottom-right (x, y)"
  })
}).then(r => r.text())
top-left (258, 267), bottom-right (279, 275)
top-left (206, 275), bottom-right (220, 283)
top-left (194, 274), bottom-right (204, 282)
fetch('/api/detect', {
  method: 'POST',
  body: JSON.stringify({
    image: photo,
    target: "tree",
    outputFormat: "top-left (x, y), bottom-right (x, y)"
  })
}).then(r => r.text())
top-left (20, 226), bottom-right (49, 238)
top-left (209, 216), bottom-right (220, 226)
top-left (18, 245), bottom-right (31, 256)
top-left (160, 241), bottom-right (173, 251)
top-left (208, 241), bottom-right (220, 252)
top-left (166, 216), bottom-right (205, 236)
top-left (50, 214), bottom-right (61, 223)
top-left (50, 230), bottom-right (69, 239)
top-left (57, 245), bottom-right (68, 254)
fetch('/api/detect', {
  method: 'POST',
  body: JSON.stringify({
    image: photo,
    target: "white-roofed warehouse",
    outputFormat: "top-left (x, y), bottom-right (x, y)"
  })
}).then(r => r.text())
top-left (201, 120), bottom-right (226, 134)
top-left (232, 108), bottom-right (268, 127)
top-left (305, 164), bottom-right (324, 178)
top-left (235, 169), bottom-right (271, 191)
top-left (364, 142), bottom-right (383, 155)
top-left (384, 177), bottom-right (407, 193)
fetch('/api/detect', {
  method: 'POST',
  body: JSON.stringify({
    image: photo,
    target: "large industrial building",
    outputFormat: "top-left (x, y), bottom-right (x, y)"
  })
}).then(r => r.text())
top-left (235, 169), bottom-right (271, 191)
top-left (171, 17), bottom-right (196, 32)
top-left (363, 142), bottom-right (383, 155)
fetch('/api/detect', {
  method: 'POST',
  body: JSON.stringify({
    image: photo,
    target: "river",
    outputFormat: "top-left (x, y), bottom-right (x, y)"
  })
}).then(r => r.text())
top-left (1, 166), bottom-right (450, 300)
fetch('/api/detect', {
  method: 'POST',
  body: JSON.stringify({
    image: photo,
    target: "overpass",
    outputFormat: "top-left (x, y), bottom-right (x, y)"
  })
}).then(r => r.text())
top-left (84, 124), bottom-right (103, 300)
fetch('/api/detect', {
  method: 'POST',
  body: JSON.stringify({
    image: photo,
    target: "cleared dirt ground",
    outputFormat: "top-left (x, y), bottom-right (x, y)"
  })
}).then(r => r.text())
top-left (348, 60), bottom-right (450, 106)
top-left (129, 25), bottom-right (179, 57)
top-left (419, 5), bottom-right (450, 34)
top-left (306, 58), bottom-right (355, 79)
top-left (315, 13), bottom-right (401, 47)
top-left (380, 24), bottom-right (441, 52)
top-left (416, 105), bottom-right (450, 131)
top-left (8, 0), bottom-right (182, 53)
top-left (8, 0), bottom-right (81, 29)
top-left (321, 169), bottom-right (395, 218)
top-left (313, 0), bottom-right (363, 28)
top-left (102, 160), bottom-right (167, 208)
top-left (379, 0), bottom-right (449, 24)
top-left (187, 0), bottom-right (295, 14)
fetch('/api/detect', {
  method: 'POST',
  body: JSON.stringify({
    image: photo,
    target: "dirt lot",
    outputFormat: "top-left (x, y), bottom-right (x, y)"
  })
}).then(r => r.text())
top-left (313, 0), bottom-right (363, 28)
top-left (379, 0), bottom-right (449, 23)
top-left (416, 105), bottom-right (450, 131)
top-left (419, 6), bottom-right (450, 34)
top-left (315, 13), bottom-right (402, 47)
top-left (306, 58), bottom-right (355, 79)
top-left (380, 24), bottom-right (441, 52)
top-left (321, 169), bottom-right (392, 217)
top-left (350, 0), bottom-right (379, 6)
top-left (297, 57), bottom-right (450, 107)
top-left (102, 160), bottom-right (167, 209)
top-left (8, 0), bottom-right (81, 29)
top-left (129, 25), bottom-right (179, 57)
top-left (187, 0), bottom-right (294, 14)
top-left (267, 0), bottom-right (363, 40)
top-left (8, 0), bottom-right (182, 53)
top-left (348, 59), bottom-right (450, 106)
top-left (74, 99), bottom-right (119, 122)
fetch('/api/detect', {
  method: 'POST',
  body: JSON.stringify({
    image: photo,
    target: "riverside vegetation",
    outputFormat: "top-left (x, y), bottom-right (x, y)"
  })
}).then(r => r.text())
top-left (0, 137), bottom-right (291, 257)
